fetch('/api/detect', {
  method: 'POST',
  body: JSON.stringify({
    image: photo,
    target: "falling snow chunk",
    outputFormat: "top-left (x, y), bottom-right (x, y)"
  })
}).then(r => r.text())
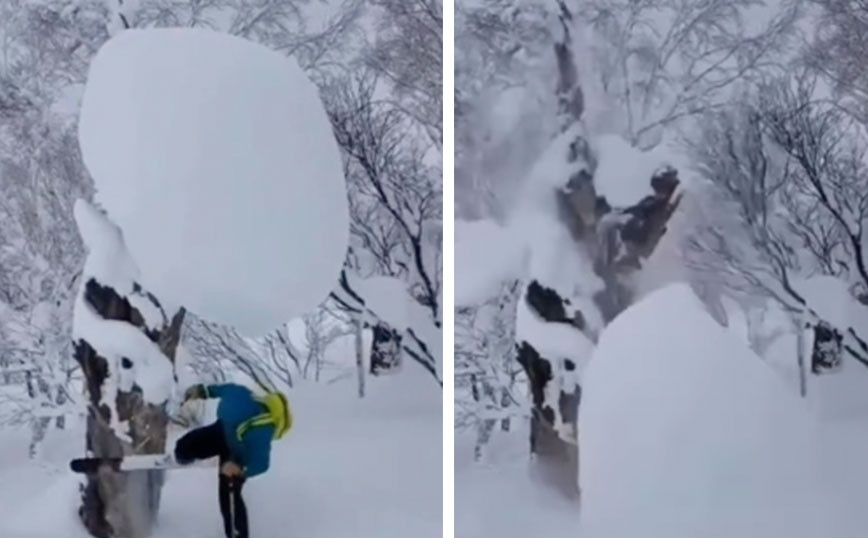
top-left (78, 29), bottom-right (349, 336)
top-left (593, 134), bottom-right (673, 208)
top-left (455, 219), bottom-right (524, 307)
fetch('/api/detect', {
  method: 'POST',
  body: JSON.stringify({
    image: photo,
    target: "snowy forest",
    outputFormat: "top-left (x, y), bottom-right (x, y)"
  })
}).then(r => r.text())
top-left (0, 1), bottom-right (442, 538)
top-left (456, 0), bottom-right (868, 536)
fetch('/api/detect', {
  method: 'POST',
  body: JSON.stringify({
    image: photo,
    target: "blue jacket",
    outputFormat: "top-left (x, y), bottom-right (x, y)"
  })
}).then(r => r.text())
top-left (204, 383), bottom-right (274, 478)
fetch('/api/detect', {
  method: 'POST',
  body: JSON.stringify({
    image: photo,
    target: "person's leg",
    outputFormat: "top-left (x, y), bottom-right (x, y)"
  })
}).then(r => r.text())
top-left (219, 474), bottom-right (249, 538)
top-left (174, 421), bottom-right (224, 464)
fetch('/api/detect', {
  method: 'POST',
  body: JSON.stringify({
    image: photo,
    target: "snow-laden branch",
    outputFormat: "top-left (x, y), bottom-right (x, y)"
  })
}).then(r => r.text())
top-left (330, 270), bottom-right (441, 385)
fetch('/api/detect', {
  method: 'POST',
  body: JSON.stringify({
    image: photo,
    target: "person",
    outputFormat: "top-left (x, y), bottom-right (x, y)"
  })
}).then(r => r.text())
top-left (175, 382), bottom-right (292, 538)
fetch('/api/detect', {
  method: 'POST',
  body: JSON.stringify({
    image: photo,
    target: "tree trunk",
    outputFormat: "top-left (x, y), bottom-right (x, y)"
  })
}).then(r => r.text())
top-left (69, 200), bottom-right (190, 537)
top-left (517, 335), bottom-right (582, 499)
top-left (75, 278), bottom-right (185, 538)
top-left (355, 316), bottom-right (365, 398)
top-left (796, 317), bottom-right (807, 397)
top-left (516, 26), bottom-right (682, 494)
top-left (369, 322), bottom-right (402, 375)
top-left (530, 412), bottom-right (580, 499)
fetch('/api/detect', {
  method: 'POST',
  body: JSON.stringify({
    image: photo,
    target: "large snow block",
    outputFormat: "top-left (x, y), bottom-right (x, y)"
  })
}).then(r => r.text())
top-left (78, 28), bottom-right (349, 336)
top-left (579, 283), bottom-right (821, 538)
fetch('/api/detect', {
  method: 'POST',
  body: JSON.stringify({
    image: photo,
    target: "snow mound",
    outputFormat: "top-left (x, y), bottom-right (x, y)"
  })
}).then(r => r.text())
top-left (78, 28), bottom-right (349, 336)
top-left (579, 283), bottom-right (820, 538)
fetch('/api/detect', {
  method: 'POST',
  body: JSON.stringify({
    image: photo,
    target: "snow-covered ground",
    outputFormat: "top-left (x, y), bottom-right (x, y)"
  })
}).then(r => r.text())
top-left (456, 283), bottom-right (868, 538)
top-left (0, 368), bottom-right (441, 538)
top-left (455, 425), bottom-right (580, 538)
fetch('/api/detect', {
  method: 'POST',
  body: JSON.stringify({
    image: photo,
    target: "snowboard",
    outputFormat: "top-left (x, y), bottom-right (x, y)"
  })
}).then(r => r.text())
top-left (70, 453), bottom-right (217, 473)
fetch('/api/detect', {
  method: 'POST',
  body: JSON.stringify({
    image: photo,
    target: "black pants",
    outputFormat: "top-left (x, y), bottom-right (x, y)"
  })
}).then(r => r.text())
top-left (175, 421), bottom-right (249, 538)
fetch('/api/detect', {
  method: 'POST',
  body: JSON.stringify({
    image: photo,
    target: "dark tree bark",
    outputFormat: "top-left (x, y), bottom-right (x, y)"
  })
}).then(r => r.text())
top-left (812, 321), bottom-right (843, 374)
top-left (75, 278), bottom-right (185, 538)
top-left (369, 322), bottom-right (403, 375)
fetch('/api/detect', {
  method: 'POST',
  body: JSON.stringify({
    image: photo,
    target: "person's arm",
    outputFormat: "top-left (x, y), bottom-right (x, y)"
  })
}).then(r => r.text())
top-left (240, 427), bottom-right (273, 478)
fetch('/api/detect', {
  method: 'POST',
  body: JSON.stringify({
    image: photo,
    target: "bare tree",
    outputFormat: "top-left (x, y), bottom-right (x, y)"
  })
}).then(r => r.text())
top-left (685, 73), bottom-right (868, 384)
top-left (182, 315), bottom-right (286, 392)
top-left (331, 270), bottom-right (441, 384)
top-left (366, 0), bottom-right (443, 148)
top-left (324, 74), bottom-right (442, 323)
top-left (455, 280), bottom-right (525, 461)
top-left (579, 0), bottom-right (797, 148)
top-left (805, 0), bottom-right (868, 123)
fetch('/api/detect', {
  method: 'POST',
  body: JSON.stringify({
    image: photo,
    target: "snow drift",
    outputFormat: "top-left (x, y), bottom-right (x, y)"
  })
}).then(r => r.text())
top-left (579, 283), bottom-right (820, 538)
top-left (78, 29), bottom-right (349, 336)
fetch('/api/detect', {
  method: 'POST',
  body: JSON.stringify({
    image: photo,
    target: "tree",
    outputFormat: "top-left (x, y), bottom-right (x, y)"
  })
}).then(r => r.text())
top-left (577, 0), bottom-right (797, 148)
top-left (72, 201), bottom-right (186, 538)
top-left (455, 280), bottom-right (524, 461)
top-left (805, 0), bottom-right (868, 124)
top-left (322, 69), bottom-right (442, 383)
top-left (501, 3), bottom-right (683, 498)
top-left (684, 72), bottom-right (868, 392)
top-left (366, 0), bottom-right (443, 148)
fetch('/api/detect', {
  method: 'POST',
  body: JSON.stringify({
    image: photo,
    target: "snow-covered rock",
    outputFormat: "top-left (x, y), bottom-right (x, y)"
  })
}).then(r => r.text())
top-left (78, 29), bottom-right (349, 336)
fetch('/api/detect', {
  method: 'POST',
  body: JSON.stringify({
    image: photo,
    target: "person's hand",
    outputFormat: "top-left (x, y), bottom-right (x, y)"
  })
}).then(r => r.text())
top-left (220, 461), bottom-right (244, 478)
top-left (184, 384), bottom-right (205, 402)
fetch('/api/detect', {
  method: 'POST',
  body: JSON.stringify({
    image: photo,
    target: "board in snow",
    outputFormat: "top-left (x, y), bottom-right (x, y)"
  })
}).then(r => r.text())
top-left (70, 453), bottom-right (217, 473)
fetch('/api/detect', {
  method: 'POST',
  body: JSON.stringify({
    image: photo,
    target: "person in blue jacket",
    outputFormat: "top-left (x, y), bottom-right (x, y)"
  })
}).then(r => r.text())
top-left (175, 382), bottom-right (292, 538)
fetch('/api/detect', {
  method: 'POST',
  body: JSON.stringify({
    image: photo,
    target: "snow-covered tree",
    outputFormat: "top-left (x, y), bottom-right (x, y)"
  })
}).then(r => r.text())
top-left (72, 200), bottom-right (186, 538)
top-left (684, 72), bottom-right (868, 395)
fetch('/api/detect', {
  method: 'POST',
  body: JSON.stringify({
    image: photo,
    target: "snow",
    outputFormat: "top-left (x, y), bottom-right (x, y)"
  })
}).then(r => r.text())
top-left (455, 219), bottom-right (524, 307)
top-left (515, 287), bottom-right (594, 377)
top-left (794, 275), bottom-right (868, 336)
top-left (0, 369), bottom-right (441, 538)
top-left (78, 28), bottom-right (349, 336)
top-left (73, 199), bottom-right (174, 407)
top-left (579, 283), bottom-right (830, 538)
top-left (455, 426), bottom-right (581, 538)
top-left (73, 200), bottom-right (139, 296)
top-left (520, 124), bottom-right (589, 210)
top-left (349, 275), bottom-right (442, 367)
top-left (592, 134), bottom-right (674, 208)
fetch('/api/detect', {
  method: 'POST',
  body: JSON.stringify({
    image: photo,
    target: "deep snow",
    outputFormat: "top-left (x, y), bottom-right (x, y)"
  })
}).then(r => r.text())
top-left (455, 423), bottom-right (581, 538)
top-left (457, 283), bottom-right (868, 538)
top-left (0, 368), bottom-right (441, 538)
top-left (78, 29), bottom-right (349, 336)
